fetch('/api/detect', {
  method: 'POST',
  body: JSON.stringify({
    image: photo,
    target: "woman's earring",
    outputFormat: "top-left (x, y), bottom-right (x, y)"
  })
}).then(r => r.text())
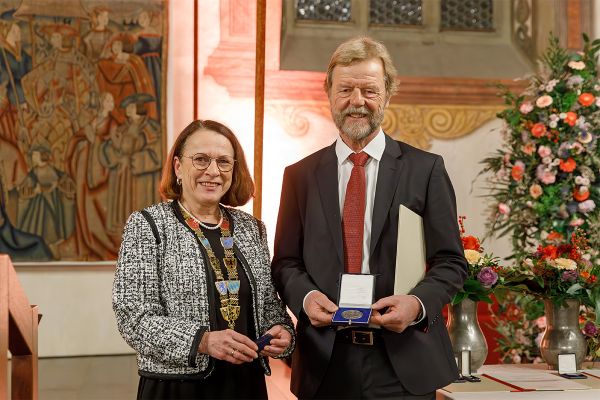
top-left (176, 177), bottom-right (182, 186)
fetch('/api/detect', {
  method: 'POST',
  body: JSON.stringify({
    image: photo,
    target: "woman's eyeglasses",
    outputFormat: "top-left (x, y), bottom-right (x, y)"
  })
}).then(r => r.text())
top-left (181, 153), bottom-right (236, 172)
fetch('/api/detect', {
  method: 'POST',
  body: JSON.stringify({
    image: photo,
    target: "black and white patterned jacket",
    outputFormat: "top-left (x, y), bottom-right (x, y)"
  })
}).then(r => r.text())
top-left (113, 201), bottom-right (295, 379)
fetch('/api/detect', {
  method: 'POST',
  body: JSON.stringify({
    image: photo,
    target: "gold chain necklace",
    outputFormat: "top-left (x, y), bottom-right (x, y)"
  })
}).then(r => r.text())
top-left (180, 205), bottom-right (240, 329)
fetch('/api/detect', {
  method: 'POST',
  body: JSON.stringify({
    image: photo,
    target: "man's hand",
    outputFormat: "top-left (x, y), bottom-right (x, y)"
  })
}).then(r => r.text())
top-left (304, 291), bottom-right (338, 327)
top-left (370, 295), bottom-right (421, 333)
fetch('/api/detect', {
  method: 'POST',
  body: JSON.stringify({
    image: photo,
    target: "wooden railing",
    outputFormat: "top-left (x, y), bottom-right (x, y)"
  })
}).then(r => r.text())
top-left (0, 254), bottom-right (40, 399)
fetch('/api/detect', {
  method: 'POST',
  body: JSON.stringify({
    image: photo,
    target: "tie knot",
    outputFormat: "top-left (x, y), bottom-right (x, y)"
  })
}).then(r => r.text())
top-left (349, 152), bottom-right (369, 167)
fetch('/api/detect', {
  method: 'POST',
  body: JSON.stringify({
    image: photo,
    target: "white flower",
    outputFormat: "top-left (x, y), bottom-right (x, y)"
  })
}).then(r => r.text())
top-left (575, 176), bottom-right (585, 185)
top-left (536, 95), bottom-right (553, 108)
top-left (546, 79), bottom-right (559, 91)
top-left (464, 249), bottom-right (481, 265)
top-left (568, 60), bottom-right (586, 70)
top-left (549, 121), bottom-right (558, 128)
top-left (553, 258), bottom-right (577, 270)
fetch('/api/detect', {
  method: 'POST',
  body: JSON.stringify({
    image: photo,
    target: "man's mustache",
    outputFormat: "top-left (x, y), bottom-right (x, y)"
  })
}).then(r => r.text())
top-left (342, 107), bottom-right (371, 118)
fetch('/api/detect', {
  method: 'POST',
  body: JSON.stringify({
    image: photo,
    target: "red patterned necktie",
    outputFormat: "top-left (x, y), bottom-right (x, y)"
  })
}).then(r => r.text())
top-left (342, 152), bottom-right (369, 274)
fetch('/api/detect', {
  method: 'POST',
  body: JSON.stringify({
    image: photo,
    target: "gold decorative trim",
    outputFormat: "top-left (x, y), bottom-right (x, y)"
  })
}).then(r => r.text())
top-left (266, 100), bottom-right (503, 149)
top-left (384, 104), bottom-right (503, 149)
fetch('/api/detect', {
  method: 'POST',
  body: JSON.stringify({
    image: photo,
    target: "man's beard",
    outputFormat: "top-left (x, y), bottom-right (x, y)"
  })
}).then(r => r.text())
top-left (332, 105), bottom-right (384, 142)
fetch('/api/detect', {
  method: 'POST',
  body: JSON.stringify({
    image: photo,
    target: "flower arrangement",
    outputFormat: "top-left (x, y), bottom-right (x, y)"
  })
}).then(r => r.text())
top-left (492, 292), bottom-right (545, 364)
top-left (493, 293), bottom-right (600, 363)
top-left (481, 35), bottom-right (600, 265)
top-left (451, 216), bottom-right (503, 305)
top-left (501, 230), bottom-right (600, 309)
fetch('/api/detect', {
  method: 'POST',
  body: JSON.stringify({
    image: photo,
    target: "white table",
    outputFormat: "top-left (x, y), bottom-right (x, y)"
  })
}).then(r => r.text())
top-left (436, 363), bottom-right (600, 400)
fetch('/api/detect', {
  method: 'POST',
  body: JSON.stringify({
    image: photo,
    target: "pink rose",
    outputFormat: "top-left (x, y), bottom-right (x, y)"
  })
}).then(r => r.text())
top-left (570, 218), bottom-right (585, 227)
top-left (529, 184), bottom-right (543, 199)
top-left (519, 102), bottom-right (534, 114)
top-left (537, 145), bottom-right (552, 158)
top-left (522, 142), bottom-right (536, 155)
top-left (498, 203), bottom-right (511, 215)
top-left (540, 171), bottom-right (556, 184)
top-left (536, 165), bottom-right (556, 185)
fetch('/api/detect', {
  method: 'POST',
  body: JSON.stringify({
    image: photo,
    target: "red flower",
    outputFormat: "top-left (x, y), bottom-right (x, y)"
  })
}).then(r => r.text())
top-left (541, 245), bottom-right (558, 259)
top-left (573, 188), bottom-right (590, 202)
top-left (578, 93), bottom-right (595, 106)
top-left (559, 158), bottom-right (576, 172)
top-left (564, 112), bottom-right (578, 126)
top-left (530, 123), bottom-right (547, 138)
top-left (511, 165), bottom-right (524, 181)
top-left (557, 244), bottom-right (572, 255)
top-left (546, 231), bottom-right (563, 242)
top-left (462, 235), bottom-right (481, 251)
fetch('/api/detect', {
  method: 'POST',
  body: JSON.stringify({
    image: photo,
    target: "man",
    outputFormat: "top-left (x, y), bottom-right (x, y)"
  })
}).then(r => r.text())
top-left (272, 37), bottom-right (467, 399)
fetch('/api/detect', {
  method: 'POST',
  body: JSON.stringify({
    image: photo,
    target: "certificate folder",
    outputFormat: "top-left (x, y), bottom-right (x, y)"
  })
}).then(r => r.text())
top-left (394, 205), bottom-right (426, 295)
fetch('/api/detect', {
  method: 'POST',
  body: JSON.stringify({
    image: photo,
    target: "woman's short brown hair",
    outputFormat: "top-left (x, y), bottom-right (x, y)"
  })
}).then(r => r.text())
top-left (159, 120), bottom-right (254, 206)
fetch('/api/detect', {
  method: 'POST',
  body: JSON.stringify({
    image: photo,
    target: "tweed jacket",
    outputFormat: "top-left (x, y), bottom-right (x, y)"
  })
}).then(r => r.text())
top-left (113, 201), bottom-right (295, 379)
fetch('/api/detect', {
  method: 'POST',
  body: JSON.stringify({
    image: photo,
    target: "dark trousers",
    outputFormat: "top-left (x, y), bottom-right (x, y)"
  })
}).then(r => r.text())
top-left (311, 333), bottom-right (435, 400)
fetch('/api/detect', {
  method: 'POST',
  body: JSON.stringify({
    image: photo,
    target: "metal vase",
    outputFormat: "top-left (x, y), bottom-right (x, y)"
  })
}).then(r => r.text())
top-left (446, 298), bottom-right (488, 372)
top-left (540, 299), bottom-right (586, 370)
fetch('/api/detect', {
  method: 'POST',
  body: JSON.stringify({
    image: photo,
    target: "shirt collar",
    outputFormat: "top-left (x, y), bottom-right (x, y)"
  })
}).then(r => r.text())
top-left (335, 129), bottom-right (385, 165)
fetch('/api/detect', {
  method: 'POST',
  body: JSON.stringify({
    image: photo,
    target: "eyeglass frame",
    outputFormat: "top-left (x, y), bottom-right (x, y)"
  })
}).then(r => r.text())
top-left (179, 153), bottom-right (237, 172)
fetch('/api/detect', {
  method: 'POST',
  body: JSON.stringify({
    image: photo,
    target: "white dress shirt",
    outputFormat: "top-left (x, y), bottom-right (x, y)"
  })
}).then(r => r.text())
top-left (304, 130), bottom-right (425, 324)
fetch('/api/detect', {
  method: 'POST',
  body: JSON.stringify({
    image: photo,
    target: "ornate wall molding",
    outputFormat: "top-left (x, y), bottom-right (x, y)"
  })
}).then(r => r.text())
top-left (266, 100), bottom-right (503, 149)
top-left (266, 101), bottom-right (331, 137)
top-left (384, 104), bottom-right (504, 149)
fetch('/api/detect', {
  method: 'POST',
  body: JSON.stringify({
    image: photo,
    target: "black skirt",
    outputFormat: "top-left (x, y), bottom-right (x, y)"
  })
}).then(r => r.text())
top-left (137, 359), bottom-right (268, 400)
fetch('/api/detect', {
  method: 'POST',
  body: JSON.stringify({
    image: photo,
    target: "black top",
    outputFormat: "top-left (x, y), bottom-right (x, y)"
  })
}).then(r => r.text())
top-left (200, 223), bottom-right (255, 338)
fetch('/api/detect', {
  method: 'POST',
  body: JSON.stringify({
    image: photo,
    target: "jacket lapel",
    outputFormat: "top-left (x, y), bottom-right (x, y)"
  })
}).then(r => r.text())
top-left (369, 135), bottom-right (402, 260)
top-left (316, 144), bottom-right (344, 266)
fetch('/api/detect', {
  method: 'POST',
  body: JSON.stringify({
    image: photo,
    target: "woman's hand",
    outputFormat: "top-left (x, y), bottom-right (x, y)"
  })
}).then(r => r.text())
top-left (199, 329), bottom-right (258, 365)
top-left (260, 325), bottom-right (292, 358)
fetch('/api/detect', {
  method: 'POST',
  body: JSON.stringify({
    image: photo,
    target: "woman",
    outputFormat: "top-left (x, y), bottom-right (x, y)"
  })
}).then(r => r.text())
top-left (113, 120), bottom-right (294, 399)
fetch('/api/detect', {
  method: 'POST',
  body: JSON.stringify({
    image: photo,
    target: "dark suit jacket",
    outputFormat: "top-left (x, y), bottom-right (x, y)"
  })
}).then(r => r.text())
top-left (272, 134), bottom-right (467, 398)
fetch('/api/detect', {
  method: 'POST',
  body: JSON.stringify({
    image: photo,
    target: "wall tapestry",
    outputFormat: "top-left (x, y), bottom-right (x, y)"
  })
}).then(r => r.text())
top-left (0, 0), bottom-right (167, 261)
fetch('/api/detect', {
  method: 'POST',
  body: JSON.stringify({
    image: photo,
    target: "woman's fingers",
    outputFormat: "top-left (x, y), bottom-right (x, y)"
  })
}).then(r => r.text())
top-left (207, 329), bottom-right (258, 363)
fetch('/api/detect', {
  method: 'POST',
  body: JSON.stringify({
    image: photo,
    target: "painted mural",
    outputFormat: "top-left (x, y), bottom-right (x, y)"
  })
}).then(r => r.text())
top-left (0, 0), bottom-right (166, 261)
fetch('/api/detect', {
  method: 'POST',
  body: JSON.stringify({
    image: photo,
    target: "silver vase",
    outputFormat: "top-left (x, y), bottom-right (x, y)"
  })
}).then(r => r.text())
top-left (446, 298), bottom-right (488, 372)
top-left (540, 299), bottom-right (586, 370)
